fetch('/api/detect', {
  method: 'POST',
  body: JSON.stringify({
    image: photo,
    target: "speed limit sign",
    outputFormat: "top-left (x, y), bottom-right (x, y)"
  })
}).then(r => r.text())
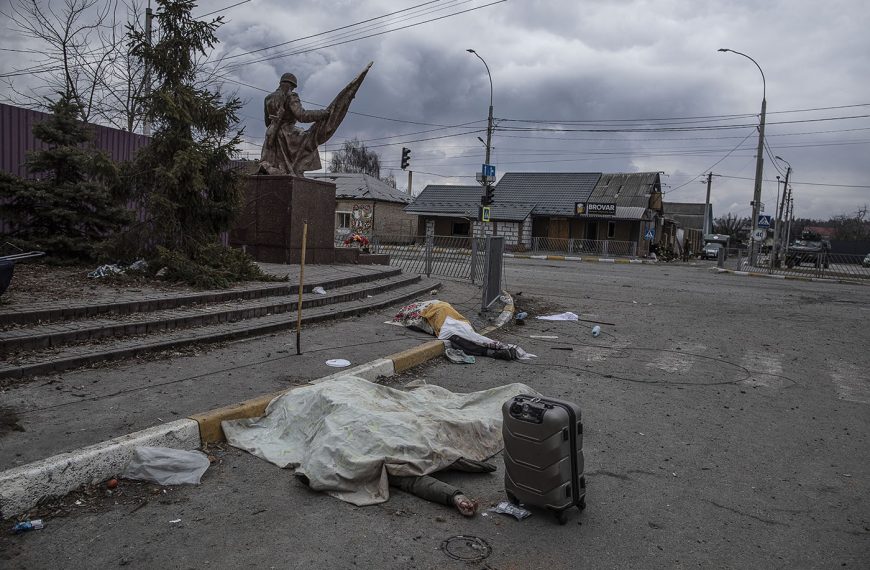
top-left (752, 228), bottom-right (765, 241)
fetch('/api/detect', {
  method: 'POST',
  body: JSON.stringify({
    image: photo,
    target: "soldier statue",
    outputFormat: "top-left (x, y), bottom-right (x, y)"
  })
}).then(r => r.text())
top-left (259, 63), bottom-right (373, 176)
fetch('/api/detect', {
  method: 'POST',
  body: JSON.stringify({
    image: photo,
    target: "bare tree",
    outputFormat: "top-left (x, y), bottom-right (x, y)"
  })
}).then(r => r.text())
top-left (713, 213), bottom-right (750, 239)
top-left (2, 0), bottom-right (119, 123)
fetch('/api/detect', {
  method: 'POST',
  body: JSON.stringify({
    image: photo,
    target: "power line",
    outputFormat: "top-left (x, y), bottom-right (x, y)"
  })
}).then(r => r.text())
top-left (716, 174), bottom-right (870, 189)
top-left (217, 0), bottom-right (504, 72)
top-left (195, 0), bottom-right (252, 19)
top-left (665, 130), bottom-right (757, 194)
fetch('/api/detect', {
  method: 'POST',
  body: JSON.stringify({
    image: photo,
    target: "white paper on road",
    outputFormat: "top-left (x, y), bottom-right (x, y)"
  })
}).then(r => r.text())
top-left (535, 312), bottom-right (579, 321)
top-left (223, 376), bottom-right (535, 506)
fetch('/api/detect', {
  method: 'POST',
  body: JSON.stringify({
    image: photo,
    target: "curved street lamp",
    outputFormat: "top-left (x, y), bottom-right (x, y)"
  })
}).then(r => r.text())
top-left (467, 48), bottom-right (494, 170)
top-left (719, 48), bottom-right (767, 262)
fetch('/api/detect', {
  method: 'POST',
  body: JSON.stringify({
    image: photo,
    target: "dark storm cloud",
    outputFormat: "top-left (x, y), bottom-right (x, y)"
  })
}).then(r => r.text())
top-left (2, 0), bottom-right (867, 218)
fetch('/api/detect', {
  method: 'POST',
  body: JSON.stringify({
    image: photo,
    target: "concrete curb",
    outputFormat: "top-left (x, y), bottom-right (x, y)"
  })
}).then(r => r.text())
top-left (0, 419), bottom-right (200, 519)
top-left (0, 294), bottom-right (515, 517)
top-left (713, 267), bottom-right (868, 286)
top-left (504, 253), bottom-right (654, 265)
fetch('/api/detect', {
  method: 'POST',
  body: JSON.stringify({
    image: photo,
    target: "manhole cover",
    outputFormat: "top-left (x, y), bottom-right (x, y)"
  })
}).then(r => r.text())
top-left (440, 535), bottom-right (492, 562)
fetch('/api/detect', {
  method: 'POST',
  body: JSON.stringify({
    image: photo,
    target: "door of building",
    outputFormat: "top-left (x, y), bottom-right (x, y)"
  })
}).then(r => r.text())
top-left (585, 222), bottom-right (598, 240)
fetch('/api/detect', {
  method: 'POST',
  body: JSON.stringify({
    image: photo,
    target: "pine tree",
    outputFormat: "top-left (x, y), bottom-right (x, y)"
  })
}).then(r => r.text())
top-left (0, 94), bottom-right (128, 261)
top-left (124, 0), bottom-right (271, 288)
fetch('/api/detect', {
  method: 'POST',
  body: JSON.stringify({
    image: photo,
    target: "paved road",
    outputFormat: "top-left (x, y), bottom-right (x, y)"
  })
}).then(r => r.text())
top-left (3, 259), bottom-right (868, 568)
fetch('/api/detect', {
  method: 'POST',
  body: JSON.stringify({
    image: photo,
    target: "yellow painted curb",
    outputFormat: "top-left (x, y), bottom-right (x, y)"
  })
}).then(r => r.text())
top-left (190, 390), bottom-right (286, 444)
top-left (546, 255), bottom-right (565, 261)
top-left (390, 340), bottom-right (445, 373)
top-left (614, 259), bottom-right (630, 264)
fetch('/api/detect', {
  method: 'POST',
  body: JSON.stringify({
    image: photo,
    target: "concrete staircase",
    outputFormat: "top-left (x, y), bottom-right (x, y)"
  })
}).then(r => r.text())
top-left (0, 268), bottom-right (440, 380)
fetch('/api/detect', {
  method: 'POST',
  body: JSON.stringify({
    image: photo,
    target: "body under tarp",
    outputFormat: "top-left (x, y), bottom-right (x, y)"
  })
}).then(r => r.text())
top-left (222, 376), bottom-right (535, 506)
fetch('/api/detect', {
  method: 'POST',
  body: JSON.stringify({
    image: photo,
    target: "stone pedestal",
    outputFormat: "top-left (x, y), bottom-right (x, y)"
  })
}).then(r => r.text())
top-left (229, 175), bottom-right (337, 264)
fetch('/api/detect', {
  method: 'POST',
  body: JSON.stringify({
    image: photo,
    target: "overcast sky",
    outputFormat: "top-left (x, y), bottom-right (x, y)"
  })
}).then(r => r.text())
top-left (2, 0), bottom-right (869, 221)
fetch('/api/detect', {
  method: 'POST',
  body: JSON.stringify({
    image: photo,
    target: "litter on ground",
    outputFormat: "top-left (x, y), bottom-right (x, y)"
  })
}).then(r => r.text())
top-left (535, 312), bottom-right (579, 321)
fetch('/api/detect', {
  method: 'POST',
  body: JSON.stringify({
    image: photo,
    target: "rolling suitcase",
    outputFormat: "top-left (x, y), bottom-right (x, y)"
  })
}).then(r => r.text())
top-left (502, 394), bottom-right (586, 525)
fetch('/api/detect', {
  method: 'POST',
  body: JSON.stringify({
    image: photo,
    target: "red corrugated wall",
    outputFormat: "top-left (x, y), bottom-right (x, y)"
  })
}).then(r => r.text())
top-left (1, 102), bottom-right (252, 243)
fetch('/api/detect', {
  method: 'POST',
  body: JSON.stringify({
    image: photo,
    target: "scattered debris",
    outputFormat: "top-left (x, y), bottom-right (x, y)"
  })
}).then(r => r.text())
top-left (168, 519), bottom-right (182, 524)
top-left (325, 359), bottom-right (351, 368)
top-left (592, 325), bottom-right (601, 337)
top-left (9, 519), bottom-right (44, 534)
top-left (536, 312), bottom-right (579, 321)
top-left (106, 478), bottom-right (119, 490)
top-left (489, 501), bottom-right (532, 521)
top-left (445, 348), bottom-right (475, 364)
top-left (122, 446), bottom-right (210, 486)
top-left (440, 535), bottom-right (492, 562)
top-left (312, 286), bottom-right (326, 295)
top-left (551, 347), bottom-right (573, 351)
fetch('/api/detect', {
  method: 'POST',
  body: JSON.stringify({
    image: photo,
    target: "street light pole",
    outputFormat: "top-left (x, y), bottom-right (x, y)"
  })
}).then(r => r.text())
top-left (467, 49), bottom-right (493, 166)
top-left (719, 48), bottom-right (766, 265)
top-left (467, 49), bottom-right (494, 216)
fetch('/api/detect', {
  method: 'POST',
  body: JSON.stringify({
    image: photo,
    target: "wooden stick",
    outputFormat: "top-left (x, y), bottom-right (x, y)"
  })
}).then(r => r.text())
top-left (296, 221), bottom-right (308, 355)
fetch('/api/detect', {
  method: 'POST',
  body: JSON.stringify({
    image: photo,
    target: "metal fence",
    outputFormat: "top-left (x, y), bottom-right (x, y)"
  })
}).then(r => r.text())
top-left (530, 237), bottom-right (638, 257)
top-left (364, 234), bottom-right (485, 281)
top-left (481, 237), bottom-right (505, 310)
top-left (737, 251), bottom-right (870, 280)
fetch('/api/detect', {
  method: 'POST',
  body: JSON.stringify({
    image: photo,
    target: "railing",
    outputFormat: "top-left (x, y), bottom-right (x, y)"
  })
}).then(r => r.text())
top-left (738, 251), bottom-right (870, 280)
top-left (530, 237), bottom-right (638, 257)
top-left (368, 234), bottom-right (485, 281)
top-left (481, 237), bottom-right (505, 310)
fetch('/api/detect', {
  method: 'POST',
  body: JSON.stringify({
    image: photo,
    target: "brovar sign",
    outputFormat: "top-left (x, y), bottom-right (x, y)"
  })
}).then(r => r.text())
top-left (586, 202), bottom-right (616, 216)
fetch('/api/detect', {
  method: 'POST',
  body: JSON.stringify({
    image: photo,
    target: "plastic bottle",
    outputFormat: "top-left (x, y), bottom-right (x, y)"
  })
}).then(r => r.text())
top-left (591, 325), bottom-right (601, 337)
top-left (515, 311), bottom-right (528, 320)
top-left (10, 519), bottom-right (44, 534)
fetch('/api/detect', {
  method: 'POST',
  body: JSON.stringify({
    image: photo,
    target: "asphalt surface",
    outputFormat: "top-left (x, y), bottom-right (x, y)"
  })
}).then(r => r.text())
top-left (2, 259), bottom-right (869, 569)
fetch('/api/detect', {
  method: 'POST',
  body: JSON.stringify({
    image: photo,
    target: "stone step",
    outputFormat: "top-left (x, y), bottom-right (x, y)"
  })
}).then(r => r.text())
top-left (0, 278), bottom-right (441, 380)
top-left (0, 273), bottom-right (423, 355)
top-left (0, 266), bottom-right (403, 327)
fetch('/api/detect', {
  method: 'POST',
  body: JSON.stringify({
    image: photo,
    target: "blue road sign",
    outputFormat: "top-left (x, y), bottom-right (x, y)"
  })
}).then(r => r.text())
top-left (644, 228), bottom-right (655, 240)
top-left (757, 214), bottom-right (772, 229)
top-left (482, 164), bottom-right (496, 178)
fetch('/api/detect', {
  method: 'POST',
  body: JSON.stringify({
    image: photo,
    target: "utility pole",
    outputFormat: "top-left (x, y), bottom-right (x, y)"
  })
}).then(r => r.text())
top-left (407, 170), bottom-right (412, 197)
top-left (703, 172), bottom-right (713, 235)
top-left (785, 190), bottom-right (794, 254)
top-left (143, 1), bottom-right (154, 136)
top-left (772, 157), bottom-right (791, 267)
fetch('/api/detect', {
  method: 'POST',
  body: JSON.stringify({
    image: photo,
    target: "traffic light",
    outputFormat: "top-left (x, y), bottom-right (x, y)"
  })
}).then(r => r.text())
top-left (401, 147), bottom-right (411, 170)
top-left (481, 184), bottom-right (494, 206)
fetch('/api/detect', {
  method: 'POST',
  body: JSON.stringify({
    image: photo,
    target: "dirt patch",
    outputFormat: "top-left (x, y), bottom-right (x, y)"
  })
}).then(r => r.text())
top-left (0, 262), bottom-right (193, 307)
top-left (0, 406), bottom-right (26, 436)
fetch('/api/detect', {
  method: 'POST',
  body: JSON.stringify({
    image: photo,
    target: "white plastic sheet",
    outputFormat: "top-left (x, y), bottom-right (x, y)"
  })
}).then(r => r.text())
top-left (535, 312), bottom-right (579, 321)
top-left (121, 446), bottom-right (210, 485)
top-left (223, 376), bottom-right (536, 506)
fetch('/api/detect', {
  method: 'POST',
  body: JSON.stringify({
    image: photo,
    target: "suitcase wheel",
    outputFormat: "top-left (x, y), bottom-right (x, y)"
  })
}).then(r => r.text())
top-left (555, 509), bottom-right (569, 525)
top-left (506, 491), bottom-right (520, 506)
top-left (578, 496), bottom-right (586, 511)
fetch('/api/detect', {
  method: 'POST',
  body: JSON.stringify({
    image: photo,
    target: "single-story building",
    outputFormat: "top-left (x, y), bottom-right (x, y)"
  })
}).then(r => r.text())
top-left (306, 172), bottom-right (417, 240)
top-left (407, 172), bottom-right (664, 254)
top-left (662, 202), bottom-right (713, 233)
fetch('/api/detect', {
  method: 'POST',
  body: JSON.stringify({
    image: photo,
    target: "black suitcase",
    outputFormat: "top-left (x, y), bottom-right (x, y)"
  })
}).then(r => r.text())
top-left (502, 394), bottom-right (586, 524)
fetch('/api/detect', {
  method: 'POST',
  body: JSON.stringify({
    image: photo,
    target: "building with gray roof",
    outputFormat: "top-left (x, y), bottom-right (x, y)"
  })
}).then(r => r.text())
top-left (306, 172), bottom-right (417, 239)
top-left (407, 171), bottom-right (664, 254)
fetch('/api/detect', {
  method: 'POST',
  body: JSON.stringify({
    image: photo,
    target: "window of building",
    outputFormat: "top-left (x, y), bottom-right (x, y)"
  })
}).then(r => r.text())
top-left (607, 221), bottom-right (616, 239)
top-left (452, 221), bottom-right (470, 236)
top-left (336, 212), bottom-right (351, 229)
